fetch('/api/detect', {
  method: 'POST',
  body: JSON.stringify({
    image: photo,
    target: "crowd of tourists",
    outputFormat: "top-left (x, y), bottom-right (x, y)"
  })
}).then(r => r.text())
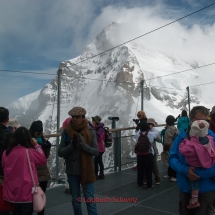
top-left (134, 105), bottom-right (215, 215)
top-left (0, 106), bottom-right (106, 215)
top-left (1, 104), bottom-right (215, 215)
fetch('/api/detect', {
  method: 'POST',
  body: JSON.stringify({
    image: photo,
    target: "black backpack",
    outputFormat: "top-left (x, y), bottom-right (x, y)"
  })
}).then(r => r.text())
top-left (135, 131), bottom-right (151, 155)
top-left (103, 127), bottom-right (112, 148)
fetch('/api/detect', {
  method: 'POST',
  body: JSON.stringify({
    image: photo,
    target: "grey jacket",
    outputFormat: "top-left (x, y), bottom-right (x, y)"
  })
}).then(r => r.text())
top-left (164, 125), bottom-right (178, 147)
top-left (153, 133), bottom-right (162, 155)
top-left (58, 126), bottom-right (99, 175)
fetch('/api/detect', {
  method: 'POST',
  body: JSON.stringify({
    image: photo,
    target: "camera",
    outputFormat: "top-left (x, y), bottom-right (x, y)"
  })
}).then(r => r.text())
top-left (133, 119), bottom-right (139, 124)
top-left (108, 116), bottom-right (119, 121)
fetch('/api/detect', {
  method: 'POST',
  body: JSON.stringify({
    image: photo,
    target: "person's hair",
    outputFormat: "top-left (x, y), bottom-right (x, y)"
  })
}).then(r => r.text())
top-left (29, 129), bottom-right (34, 137)
top-left (166, 115), bottom-right (176, 126)
top-left (190, 106), bottom-right (209, 118)
top-left (139, 121), bottom-right (150, 132)
top-left (0, 107), bottom-right (9, 123)
top-left (181, 110), bottom-right (188, 117)
top-left (6, 127), bottom-right (33, 155)
top-left (137, 110), bottom-right (146, 118)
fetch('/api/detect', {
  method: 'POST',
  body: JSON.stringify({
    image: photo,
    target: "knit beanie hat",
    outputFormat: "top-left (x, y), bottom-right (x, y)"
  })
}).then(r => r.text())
top-left (137, 110), bottom-right (146, 118)
top-left (29, 120), bottom-right (43, 133)
top-left (190, 120), bottom-right (209, 137)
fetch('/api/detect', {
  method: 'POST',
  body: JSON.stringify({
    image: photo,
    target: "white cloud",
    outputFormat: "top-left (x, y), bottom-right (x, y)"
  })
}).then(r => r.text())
top-left (1, 0), bottom-right (215, 106)
top-left (88, 5), bottom-right (215, 64)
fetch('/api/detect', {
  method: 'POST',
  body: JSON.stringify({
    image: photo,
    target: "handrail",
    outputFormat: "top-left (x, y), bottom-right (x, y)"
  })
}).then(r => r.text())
top-left (43, 123), bottom-right (167, 138)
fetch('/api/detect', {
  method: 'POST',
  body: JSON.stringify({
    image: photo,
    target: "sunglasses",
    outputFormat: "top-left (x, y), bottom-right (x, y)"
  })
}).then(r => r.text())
top-left (193, 116), bottom-right (207, 121)
top-left (35, 132), bottom-right (43, 136)
top-left (72, 115), bottom-right (82, 119)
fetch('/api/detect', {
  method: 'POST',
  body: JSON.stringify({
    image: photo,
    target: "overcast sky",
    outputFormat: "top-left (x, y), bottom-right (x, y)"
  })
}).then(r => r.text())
top-left (0, 0), bottom-right (215, 106)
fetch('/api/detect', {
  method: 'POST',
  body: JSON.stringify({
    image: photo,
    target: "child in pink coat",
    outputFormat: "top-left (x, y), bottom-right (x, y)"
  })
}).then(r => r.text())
top-left (179, 120), bottom-right (215, 209)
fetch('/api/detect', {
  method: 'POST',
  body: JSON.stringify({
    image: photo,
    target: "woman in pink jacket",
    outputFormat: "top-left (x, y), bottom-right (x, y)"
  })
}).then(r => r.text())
top-left (92, 116), bottom-right (105, 180)
top-left (179, 120), bottom-right (215, 209)
top-left (2, 127), bottom-right (46, 215)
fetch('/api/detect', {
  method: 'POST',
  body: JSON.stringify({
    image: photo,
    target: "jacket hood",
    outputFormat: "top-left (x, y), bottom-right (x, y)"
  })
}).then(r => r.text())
top-left (179, 116), bottom-right (189, 122)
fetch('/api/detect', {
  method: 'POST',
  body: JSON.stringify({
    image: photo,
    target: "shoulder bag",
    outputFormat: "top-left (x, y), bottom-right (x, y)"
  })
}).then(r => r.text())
top-left (26, 149), bottom-right (46, 212)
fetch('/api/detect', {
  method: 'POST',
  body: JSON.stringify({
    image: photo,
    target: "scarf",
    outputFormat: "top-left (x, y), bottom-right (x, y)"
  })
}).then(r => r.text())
top-left (65, 119), bottom-right (95, 186)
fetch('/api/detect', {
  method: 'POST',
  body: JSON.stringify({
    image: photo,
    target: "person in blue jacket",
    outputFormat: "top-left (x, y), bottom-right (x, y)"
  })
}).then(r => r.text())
top-left (177, 110), bottom-right (190, 132)
top-left (169, 106), bottom-right (215, 215)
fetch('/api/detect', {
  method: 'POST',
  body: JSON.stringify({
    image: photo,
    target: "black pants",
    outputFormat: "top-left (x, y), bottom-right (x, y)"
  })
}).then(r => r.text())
top-left (168, 165), bottom-right (176, 178)
top-left (13, 203), bottom-right (33, 215)
top-left (38, 181), bottom-right (48, 215)
top-left (94, 152), bottom-right (104, 175)
top-left (179, 190), bottom-right (215, 215)
top-left (137, 154), bottom-right (153, 188)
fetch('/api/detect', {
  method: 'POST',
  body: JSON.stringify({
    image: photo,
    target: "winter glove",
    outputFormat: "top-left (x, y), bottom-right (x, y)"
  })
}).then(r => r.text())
top-left (78, 134), bottom-right (85, 146)
top-left (163, 145), bottom-right (170, 152)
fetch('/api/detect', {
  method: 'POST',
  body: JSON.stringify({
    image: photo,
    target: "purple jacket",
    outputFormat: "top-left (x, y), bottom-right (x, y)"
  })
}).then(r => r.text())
top-left (95, 123), bottom-right (105, 152)
top-left (179, 135), bottom-right (215, 168)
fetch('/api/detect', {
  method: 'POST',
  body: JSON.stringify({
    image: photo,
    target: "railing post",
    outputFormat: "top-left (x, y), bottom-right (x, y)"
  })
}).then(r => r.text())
top-left (117, 130), bottom-right (122, 171)
top-left (113, 131), bottom-right (118, 172)
top-left (55, 68), bottom-right (62, 182)
top-left (141, 80), bottom-right (144, 110)
top-left (108, 116), bottom-right (119, 172)
top-left (186, 86), bottom-right (190, 114)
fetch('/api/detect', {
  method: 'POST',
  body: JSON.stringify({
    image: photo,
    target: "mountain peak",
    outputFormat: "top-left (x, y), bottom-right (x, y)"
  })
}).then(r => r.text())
top-left (94, 22), bottom-right (118, 51)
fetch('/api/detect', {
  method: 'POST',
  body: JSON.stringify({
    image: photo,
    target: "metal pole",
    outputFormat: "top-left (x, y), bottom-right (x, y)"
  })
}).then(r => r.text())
top-left (112, 120), bottom-right (118, 172)
top-left (56, 69), bottom-right (62, 182)
top-left (117, 131), bottom-right (122, 171)
top-left (186, 86), bottom-right (190, 115)
top-left (141, 80), bottom-right (144, 110)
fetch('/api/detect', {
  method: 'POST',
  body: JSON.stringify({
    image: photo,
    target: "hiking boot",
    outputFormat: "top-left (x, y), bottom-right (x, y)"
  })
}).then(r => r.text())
top-left (187, 200), bottom-right (200, 209)
top-left (146, 186), bottom-right (153, 191)
top-left (163, 175), bottom-right (170, 179)
top-left (64, 188), bottom-right (70, 194)
top-left (155, 180), bottom-right (161, 185)
top-left (99, 174), bottom-right (105, 179)
top-left (132, 165), bottom-right (138, 170)
top-left (170, 177), bottom-right (177, 182)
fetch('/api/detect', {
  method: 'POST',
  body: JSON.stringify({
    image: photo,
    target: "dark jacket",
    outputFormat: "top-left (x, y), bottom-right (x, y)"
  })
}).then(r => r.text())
top-left (58, 126), bottom-right (99, 175)
top-left (136, 118), bottom-right (147, 132)
top-left (36, 137), bottom-right (51, 182)
top-left (0, 124), bottom-right (12, 177)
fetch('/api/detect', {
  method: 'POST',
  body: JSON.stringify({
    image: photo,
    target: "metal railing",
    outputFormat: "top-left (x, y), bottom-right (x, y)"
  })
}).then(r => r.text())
top-left (45, 124), bottom-right (166, 182)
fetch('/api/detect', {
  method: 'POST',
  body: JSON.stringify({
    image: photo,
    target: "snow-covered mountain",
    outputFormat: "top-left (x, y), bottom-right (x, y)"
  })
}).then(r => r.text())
top-left (6, 22), bottom-right (210, 176)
